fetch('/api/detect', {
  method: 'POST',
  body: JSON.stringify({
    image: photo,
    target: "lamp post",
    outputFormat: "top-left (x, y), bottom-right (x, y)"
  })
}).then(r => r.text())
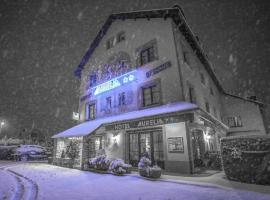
top-left (0, 121), bottom-right (5, 135)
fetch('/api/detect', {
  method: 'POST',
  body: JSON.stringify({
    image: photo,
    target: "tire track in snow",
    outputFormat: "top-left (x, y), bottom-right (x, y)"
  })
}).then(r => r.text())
top-left (0, 165), bottom-right (38, 200)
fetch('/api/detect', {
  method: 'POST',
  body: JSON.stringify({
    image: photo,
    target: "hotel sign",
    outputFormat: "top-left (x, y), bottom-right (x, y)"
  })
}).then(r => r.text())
top-left (105, 114), bottom-right (193, 131)
top-left (146, 61), bottom-right (171, 78)
top-left (93, 70), bottom-right (136, 96)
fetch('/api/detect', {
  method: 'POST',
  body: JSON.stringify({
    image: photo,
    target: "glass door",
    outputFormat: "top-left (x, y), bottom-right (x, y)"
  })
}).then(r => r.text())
top-left (128, 128), bottom-right (164, 168)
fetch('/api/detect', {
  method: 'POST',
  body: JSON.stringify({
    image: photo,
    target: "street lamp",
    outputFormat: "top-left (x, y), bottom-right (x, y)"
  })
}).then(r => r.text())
top-left (0, 121), bottom-right (5, 135)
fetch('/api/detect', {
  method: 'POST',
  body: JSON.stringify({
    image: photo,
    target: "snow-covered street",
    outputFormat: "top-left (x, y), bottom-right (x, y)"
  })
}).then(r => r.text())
top-left (0, 161), bottom-right (270, 200)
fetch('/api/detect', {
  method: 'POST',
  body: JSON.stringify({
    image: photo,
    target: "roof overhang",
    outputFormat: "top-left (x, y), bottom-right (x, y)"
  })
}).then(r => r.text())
top-left (52, 101), bottom-right (198, 138)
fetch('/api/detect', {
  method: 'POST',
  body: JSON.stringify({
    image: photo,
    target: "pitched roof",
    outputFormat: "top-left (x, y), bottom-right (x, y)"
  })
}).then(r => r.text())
top-left (52, 101), bottom-right (198, 138)
top-left (74, 5), bottom-right (264, 106)
top-left (74, 6), bottom-right (224, 91)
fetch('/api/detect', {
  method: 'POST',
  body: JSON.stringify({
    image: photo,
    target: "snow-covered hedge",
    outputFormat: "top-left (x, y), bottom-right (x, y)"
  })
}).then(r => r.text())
top-left (109, 159), bottom-right (132, 175)
top-left (89, 155), bottom-right (112, 171)
top-left (221, 135), bottom-right (270, 185)
top-left (138, 156), bottom-right (162, 178)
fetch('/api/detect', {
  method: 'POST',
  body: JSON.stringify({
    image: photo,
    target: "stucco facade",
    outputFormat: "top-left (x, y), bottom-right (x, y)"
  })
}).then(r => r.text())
top-left (52, 6), bottom-right (267, 174)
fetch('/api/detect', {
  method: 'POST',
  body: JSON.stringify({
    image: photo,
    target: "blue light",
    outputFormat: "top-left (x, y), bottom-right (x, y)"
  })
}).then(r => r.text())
top-left (93, 70), bottom-right (137, 96)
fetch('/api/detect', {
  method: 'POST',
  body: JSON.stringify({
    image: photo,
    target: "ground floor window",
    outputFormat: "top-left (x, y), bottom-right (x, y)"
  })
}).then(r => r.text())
top-left (128, 128), bottom-right (164, 169)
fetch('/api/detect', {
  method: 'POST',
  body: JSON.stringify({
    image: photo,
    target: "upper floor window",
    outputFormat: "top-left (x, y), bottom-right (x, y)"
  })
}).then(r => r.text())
top-left (142, 83), bottom-right (160, 107)
top-left (205, 101), bottom-right (210, 113)
top-left (210, 86), bottom-right (214, 96)
top-left (89, 73), bottom-right (97, 87)
top-left (117, 31), bottom-right (125, 43)
top-left (87, 103), bottom-right (96, 120)
top-left (118, 92), bottom-right (126, 106)
top-left (136, 39), bottom-right (158, 66)
top-left (106, 97), bottom-right (112, 110)
top-left (183, 51), bottom-right (190, 65)
top-left (188, 86), bottom-right (196, 104)
top-left (200, 73), bottom-right (206, 85)
top-left (227, 116), bottom-right (242, 128)
top-left (213, 107), bottom-right (217, 118)
top-left (106, 37), bottom-right (115, 49)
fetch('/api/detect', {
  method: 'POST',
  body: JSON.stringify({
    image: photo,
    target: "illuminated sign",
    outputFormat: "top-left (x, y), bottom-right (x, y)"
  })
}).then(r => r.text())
top-left (94, 70), bottom-right (137, 95)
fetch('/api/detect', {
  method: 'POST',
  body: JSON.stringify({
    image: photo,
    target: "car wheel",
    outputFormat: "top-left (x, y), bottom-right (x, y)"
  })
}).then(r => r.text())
top-left (20, 154), bottom-right (29, 161)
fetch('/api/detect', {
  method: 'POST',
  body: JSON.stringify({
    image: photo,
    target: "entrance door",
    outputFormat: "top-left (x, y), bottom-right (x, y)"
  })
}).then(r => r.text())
top-left (128, 128), bottom-right (164, 169)
top-left (191, 129), bottom-right (205, 167)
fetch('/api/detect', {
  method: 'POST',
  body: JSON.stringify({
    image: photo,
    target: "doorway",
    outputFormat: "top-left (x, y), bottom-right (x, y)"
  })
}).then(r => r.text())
top-left (128, 128), bottom-right (164, 169)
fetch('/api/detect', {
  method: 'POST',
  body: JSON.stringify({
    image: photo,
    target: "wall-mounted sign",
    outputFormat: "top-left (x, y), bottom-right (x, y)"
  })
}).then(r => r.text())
top-left (93, 70), bottom-right (137, 96)
top-left (146, 61), bottom-right (171, 78)
top-left (167, 137), bottom-right (184, 153)
top-left (105, 114), bottom-right (193, 131)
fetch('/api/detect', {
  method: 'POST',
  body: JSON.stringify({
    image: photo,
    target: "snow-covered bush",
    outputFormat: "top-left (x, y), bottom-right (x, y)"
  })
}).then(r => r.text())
top-left (89, 155), bottom-right (112, 171)
top-left (221, 135), bottom-right (270, 185)
top-left (138, 156), bottom-right (161, 178)
top-left (109, 159), bottom-right (132, 175)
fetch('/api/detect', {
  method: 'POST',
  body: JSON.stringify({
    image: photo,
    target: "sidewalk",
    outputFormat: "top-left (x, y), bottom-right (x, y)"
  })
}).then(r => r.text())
top-left (130, 170), bottom-right (270, 195)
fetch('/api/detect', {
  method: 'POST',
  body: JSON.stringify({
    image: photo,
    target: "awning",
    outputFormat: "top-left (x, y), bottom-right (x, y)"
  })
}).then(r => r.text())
top-left (52, 101), bottom-right (198, 138)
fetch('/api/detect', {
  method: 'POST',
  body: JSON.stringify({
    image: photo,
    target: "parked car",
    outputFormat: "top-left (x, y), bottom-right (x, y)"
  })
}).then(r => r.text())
top-left (13, 145), bottom-right (48, 161)
top-left (0, 145), bottom-right (18, 160)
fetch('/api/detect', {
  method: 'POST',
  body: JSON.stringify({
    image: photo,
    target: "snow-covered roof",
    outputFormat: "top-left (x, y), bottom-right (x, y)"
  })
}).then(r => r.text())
top-left (52, 102), bottom-right (198, 138)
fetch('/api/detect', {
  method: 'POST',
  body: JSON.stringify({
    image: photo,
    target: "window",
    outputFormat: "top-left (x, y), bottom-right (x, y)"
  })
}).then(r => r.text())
top-left (210, 87), bottom-right (214, 96)
top-left (183, 51), bottom-right (190, 65)
top-left (106, 97), bottom-right (112, 110)
top-left (213, 107), bottom-right (217, 118)
top-left (188, 87), bottom-right (196, 104)
top-left (106, 37), bottom-right (114, 49)
top-left (118, 92), bottom-right (126, 106)
top-left (200, 73), bottom-right (205, 85)
top-left (95, 137), bottom-right (103, 151)
top-left (227, 116), bottom-right (242, 128)
top-left (140, 46), bottom-right (155, 65)
top-left (89, 73), bottom-right (97, 87)
top-left (205, 101), bottom-right (210, 113)
top-left (117, 31), bottom-right (125, 43)
top-left (87, 104), bottom-right (95, 120)
top-left (137, 39), bottom-right (158, 66)
top-left (142, 84), bottom-right (160, 107)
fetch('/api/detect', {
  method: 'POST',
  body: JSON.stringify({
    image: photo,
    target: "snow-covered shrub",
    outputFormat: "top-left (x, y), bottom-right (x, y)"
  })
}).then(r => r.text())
top-left (221, 135), bottom-right (270, 185)
top-left (109, 159), bottom-right (132, 175)
top-left (138, 156), bottom-right (161, 178)
top-left (89, 155), bottom-right (112, 171)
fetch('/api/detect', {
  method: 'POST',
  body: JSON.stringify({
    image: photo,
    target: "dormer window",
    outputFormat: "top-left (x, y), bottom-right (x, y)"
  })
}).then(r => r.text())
top-left (117, 31), bottom-right (125, 43)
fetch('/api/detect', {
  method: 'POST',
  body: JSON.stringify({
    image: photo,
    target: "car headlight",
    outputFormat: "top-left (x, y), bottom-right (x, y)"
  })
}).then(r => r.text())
top-left (29, 151), bottom-right (36, 155)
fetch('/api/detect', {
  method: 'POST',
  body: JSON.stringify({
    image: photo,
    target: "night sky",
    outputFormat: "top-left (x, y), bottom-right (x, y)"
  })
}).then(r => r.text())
top-left (0, 0), bottom-right (269, 138)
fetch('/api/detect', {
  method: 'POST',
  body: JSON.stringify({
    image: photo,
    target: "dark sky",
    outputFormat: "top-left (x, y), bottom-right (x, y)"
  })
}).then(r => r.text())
top-left (0, 0), bottom-right (269, 138)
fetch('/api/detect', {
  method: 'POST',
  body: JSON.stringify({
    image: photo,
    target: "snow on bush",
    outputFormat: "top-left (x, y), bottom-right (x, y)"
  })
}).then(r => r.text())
top-left (138, 156), bottom-right (161, 178)
top-left (109, 159), bottom-right (132, 175)
top-left (89, 155), bottom-right (112, 171)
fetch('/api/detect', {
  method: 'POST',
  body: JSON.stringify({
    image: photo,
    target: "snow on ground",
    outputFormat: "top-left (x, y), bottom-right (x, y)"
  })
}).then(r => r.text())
top-left (1, 162), bottom-right (270, 200)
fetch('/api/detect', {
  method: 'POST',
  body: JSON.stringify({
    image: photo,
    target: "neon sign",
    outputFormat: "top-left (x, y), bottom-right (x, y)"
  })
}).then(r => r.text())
top-left (94, 70), bottom-right (136, 95)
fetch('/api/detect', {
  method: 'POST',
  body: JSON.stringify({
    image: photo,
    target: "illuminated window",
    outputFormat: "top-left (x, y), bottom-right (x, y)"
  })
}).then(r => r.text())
top-left (87, 104), bottom-right (95, 120)
top-left (117, 31), bottom-right (125, 43)
top-left (118, 92), bottom-right (126, 106)
top-left (227, 116), bottom-right (242, 128)
top-left (106, 97), bottom-right (112, 110)
top-left (95, 137), bottom-right (102, 150)
top-left (142, 84), bottom-right (160, 107)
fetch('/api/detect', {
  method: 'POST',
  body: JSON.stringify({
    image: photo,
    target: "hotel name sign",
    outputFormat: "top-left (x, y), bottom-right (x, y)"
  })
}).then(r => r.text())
top-left (105, 114), bottom-right (192, 131)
